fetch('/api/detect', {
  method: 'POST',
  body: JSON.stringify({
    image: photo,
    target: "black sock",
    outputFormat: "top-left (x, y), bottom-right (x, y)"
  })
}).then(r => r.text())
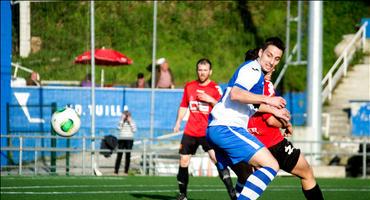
top-left (177, 167), bottom-right (189, 195)
top-left (218, 168), bottom-right (236, 200)
top-left (303, 184), bottom-right (324, 200)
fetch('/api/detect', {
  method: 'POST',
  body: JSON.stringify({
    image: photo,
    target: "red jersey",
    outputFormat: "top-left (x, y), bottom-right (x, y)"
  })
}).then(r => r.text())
top-left (247, 80), bottom-right (284, 148)
top-left (180, 80), bottom-right (222, 137)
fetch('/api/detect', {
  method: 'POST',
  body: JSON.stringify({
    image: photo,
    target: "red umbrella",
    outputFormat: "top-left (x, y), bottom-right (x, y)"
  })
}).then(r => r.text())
top-left (74, 48), bottom-right (133, 65)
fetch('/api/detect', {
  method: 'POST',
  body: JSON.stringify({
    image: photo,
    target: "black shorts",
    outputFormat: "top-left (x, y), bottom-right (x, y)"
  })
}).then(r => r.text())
top-left (268, 138), bottom-right (301, 172)
top-left (179, 134), bottom-right (212, 155)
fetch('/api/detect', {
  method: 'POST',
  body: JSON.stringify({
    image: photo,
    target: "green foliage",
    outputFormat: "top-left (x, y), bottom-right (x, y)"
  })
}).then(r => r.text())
top-left (11, 1), bottom-right (369, 90)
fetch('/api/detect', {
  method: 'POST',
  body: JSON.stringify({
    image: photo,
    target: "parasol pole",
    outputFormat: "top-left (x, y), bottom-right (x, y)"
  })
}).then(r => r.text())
top-left (150, 1), bottom-right (158, 148)
top-left (90, 0), bottom-right (97, 174)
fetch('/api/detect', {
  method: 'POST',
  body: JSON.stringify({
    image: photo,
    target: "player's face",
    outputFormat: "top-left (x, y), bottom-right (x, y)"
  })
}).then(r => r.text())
top-left (258, 45), bottom-right (283, 73)
top-left (197, 63), bottom-right (212, 83)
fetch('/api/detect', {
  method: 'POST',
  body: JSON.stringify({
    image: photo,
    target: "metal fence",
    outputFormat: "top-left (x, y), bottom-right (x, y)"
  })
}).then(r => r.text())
top-left (1, 134), bottom-right (369, 178)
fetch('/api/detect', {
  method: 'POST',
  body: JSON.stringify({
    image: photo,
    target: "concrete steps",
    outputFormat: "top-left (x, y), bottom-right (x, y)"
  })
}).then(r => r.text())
top-left (324, 48), bottom-right (369, 136)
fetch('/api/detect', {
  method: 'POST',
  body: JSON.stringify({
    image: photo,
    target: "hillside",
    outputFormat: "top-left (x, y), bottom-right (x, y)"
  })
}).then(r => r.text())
top-left (11, 1), bottom-right (369, 91)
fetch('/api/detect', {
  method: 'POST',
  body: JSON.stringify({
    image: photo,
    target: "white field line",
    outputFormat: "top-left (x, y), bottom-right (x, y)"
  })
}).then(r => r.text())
top-left (1, 185), bottom-right (370, 195)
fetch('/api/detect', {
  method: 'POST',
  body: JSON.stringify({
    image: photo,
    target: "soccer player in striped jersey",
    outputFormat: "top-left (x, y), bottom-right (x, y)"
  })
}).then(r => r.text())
top-left (207, 37), bottom-right (290, 200)
top-left (174, 58), bottom-right (236, 200)
top-left (242, 52), bottom-right (324, 199)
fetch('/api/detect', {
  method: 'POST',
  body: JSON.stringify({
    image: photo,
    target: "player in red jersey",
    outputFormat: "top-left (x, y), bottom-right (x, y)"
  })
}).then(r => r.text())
top-left (174, 58), bottom-right (235, 200)
top-left (242, 50), bottom-right (324, 199)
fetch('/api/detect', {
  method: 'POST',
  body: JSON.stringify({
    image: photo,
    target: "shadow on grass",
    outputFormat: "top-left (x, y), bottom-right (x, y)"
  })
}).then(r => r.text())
top-left (130, 194), bottom-right (174, 200)
top-left (130, 193), bottom-right (207, 200)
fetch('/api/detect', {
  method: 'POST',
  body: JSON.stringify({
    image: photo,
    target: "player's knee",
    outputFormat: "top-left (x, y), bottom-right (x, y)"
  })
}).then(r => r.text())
top-left (304, 165), bottom-right (315, 180)
top-left (269, 159), bottom-right (280, 172)
top-left (180, 155), bottom-right (190, 167)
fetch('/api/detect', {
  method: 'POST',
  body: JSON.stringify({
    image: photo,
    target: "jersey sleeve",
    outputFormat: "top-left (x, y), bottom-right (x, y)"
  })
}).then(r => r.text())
top-left (179, 84), bottom-right (189, 108)
top-left (213, 84), bottom-right (222, 101)
top-left (262, 113), bottom-right (273, 121)
top-left (234, 65), bottom-right (260, 91)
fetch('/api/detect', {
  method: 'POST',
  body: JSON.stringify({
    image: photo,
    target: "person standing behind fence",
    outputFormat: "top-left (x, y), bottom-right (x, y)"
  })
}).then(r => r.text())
top-left (155, 57), bottom-right (175, 89)
top-left (173, 58), bottom-right (235, 200)
top-left (115, 105), bottom-right (137, 175)
top-left (131, 72), bottom-right (149, 88)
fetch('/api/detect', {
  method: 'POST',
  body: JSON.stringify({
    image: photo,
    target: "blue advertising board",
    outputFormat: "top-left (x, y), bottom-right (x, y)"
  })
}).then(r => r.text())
top-left (350, 100), bottom-right (370, 136)
top-left (3, 86), bottom-right (309, 165)
top-left (9, 86), bottom-right (183, 137)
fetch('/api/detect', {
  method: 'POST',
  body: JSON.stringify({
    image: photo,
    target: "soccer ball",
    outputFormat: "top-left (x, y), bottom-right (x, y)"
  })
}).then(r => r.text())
top-left (51, 107), bottom-right (81, 137)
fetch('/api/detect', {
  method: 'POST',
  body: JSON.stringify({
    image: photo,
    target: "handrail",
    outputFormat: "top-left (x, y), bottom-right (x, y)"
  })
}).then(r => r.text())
top-left (11, 62), bottom-right (33, 78)
top-left (321, 22), bottom-right (368, 103)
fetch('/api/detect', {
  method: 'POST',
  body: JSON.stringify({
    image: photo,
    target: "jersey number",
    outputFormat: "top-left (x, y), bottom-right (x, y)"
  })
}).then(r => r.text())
top-left (285, 144), bottom-right (295, 155)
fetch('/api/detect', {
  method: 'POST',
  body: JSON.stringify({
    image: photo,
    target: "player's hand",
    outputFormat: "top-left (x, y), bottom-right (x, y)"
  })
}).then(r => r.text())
top-left (273, 108), bottom-right (290, 122)
top-left (284, 123), bottom-right (293, 137)
top-left (173, 123), bottom-right (181, 133)
top-left (197, 92), bottom-right (216, 104)
top-left (266, 96), bottom-right (286, 109)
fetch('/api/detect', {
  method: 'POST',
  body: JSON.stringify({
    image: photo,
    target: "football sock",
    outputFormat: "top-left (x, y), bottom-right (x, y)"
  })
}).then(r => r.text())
top-left (235, 181), bottom-right (244, 197)
top-left (177, 167), bottom-right (189, 195)
top-left (303, 184), bottom-right (324, 200)
top-left (238, 167), bottom-right (277, 200)
top-left (218, 168), bottom-right (237, 200)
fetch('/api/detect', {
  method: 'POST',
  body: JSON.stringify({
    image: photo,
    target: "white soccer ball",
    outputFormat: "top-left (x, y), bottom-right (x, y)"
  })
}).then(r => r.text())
top-left (51, 107), bottom-right (81, 137)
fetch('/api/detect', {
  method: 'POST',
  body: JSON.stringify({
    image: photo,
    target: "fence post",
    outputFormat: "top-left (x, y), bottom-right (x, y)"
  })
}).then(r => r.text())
top-left (66, 137), bottom-right (70, 176)
top-left (362, 142), bottom-right (367, 178)
top-left (19, 136), bottom-right (23, 175)
top-left (143, 139), bottom-right (147, 175)
top-left (50, 102), bottom-right (57, 174)
top-left (82, 136), bottom-right (86, 175)
top-left (34, 150), bottom-right (37, 175)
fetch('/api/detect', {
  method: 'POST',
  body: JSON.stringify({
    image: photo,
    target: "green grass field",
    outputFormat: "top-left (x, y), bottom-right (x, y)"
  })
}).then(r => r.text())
top-left (1, 176), bottom-right (370, 200)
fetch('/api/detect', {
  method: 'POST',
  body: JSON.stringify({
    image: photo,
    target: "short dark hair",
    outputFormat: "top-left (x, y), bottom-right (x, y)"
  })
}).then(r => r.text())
top-left (196, 58), bottom-right (212, 70)
top-left (261, 37), bottom-right (285, 53)
top-left (244, 37), bottom-right (285, 61)
top-left (137, 72), bottom-right (144, 79)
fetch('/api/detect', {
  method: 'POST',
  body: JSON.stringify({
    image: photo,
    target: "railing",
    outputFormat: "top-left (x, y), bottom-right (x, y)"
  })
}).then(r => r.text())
top-left (11, 62), bottom-right (33, 77)
top-left (321, 22), bottom-right (368, 103)
top-left (1, 134), bottom-right (369, 178)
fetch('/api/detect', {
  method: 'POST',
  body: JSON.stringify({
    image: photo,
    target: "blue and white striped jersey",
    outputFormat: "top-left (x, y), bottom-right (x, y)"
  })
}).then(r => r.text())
top-left (209, 60), bottom-right (264, 130)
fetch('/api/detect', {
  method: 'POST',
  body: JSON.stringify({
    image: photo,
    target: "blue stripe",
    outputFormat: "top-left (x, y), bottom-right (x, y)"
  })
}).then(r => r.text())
top-left (234, 83), bottom-right (248, 91)
top-left (263, 166), bottom-right (277, 176)
top-left (245, 180), bottom-right (264, 195)
top-left (238, 195), bottom-right (251, 200)
top-left (253, 169), bottom-right (272, 186)
top-left (249, 73), bottom-right (264, 95)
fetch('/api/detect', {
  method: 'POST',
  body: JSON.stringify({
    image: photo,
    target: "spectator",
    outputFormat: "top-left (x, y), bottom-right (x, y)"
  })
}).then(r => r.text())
top-left (153, 57), bottom-right (175, 89)
top-left (26, 71), bottom-right (41, 86)
top-left (81, 73), bottom-right (92, 87)
top-left (131, 72), bottom-right (149, 88)
top-left (115, 105), bottom-right (137, 175)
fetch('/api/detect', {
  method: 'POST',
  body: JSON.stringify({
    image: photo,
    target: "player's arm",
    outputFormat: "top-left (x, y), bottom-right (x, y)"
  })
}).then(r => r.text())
top-left (174, 107), bottom-right (187, 133)
top-left (197, 92), bottom-right (218, 106)
top-left (264, 114), bottom-right (294, 136)
top-left (258, 104), bottom-right (290, 123)
top-left (265, 115), bottom-right (286, 128)
top-left (230, 86), bottom-right (286, 109)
